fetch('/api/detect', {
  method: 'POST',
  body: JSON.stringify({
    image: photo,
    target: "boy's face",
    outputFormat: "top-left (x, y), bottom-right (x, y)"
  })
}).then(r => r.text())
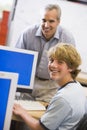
top-left (41, 9), bottom-right (60, 40)
top-left (48, 58), bottom-right (73, 86)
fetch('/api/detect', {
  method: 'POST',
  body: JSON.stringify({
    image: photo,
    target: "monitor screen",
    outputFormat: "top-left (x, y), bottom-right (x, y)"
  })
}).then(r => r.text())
top-left (0, 45), bottom-right (38, 93)
top-left (0, 71), bottom-right (18, 130)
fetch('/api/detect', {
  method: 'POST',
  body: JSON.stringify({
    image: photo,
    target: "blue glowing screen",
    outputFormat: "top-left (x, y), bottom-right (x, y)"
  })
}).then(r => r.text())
top-left (0, 49), bottom-right (34, 87)
top-left (0, 78), bottom-right (11, 130)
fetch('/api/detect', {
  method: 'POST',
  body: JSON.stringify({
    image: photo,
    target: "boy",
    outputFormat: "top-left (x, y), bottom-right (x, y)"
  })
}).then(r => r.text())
top-left (13, 43), bottom-right (86, 130)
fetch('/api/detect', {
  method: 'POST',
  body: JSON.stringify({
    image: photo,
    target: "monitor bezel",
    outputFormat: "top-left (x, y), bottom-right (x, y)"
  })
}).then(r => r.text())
top-left (0, 71), bottom-right (18, 130)
top-left (0, 45), bottom-right (38, 93)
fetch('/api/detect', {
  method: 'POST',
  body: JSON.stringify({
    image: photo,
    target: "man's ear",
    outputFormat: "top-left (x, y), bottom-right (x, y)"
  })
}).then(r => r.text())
top-left (58, 19), bottom-right (60, 24)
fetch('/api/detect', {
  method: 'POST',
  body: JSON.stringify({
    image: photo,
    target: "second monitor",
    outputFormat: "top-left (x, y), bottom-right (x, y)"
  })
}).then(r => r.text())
top-left (0, 45), bottom-right (38, 93)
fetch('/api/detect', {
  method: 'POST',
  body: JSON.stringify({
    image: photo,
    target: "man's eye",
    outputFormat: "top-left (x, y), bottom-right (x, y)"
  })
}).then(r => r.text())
top-left (42, 19), bottom-right (46, 22)
top-left (49, 20), bottom-right (55, 23)
top-left (42, 19), bottom-right (55, 23)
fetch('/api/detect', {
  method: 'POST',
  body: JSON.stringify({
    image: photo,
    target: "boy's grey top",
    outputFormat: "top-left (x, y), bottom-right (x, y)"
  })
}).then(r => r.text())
top-left (40, 81), bottom-right (86, 130)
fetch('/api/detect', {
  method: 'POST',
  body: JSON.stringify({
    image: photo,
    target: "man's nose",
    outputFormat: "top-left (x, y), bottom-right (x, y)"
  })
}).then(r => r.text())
top-left (44, 21), bottom-right (49, 27)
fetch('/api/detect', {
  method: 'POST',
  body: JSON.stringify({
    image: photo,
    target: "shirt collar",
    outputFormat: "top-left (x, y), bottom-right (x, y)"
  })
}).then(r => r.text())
top-left (58, 80), bottom-right (76, 91)
top-left (35, 25), bottom-right (60, 40)
top-left (35, 25), bottom-right (42, 37)
top-left (54, 26), bottom-right (60, 39)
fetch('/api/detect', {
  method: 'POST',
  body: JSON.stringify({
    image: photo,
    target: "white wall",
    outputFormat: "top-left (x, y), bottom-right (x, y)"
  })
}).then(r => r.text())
top-left (7, 0), bottom-right (87, 73)
top-left (0, 0), bottom-right (13, 18)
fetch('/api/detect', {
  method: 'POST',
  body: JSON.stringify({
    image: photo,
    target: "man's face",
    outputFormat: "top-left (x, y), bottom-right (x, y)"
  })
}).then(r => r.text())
top-left (41, 9), bottom-right (60, 40)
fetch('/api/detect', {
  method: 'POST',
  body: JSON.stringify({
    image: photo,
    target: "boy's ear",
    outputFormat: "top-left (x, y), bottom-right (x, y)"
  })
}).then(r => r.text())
top-left (68, 68), bottom-right (73, 72)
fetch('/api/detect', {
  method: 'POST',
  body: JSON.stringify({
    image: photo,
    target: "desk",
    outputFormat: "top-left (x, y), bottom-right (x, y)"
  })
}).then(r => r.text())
top-left (12, 101), bottom-right (47, 121)
top-left (11, 102), bottom-right (47, 130)
top-left (12, 110), bottom-right (45, 121)
top-left (76, 72), bottom-right (87, 96)
top-left (76, 72), bottom-right (87, 86)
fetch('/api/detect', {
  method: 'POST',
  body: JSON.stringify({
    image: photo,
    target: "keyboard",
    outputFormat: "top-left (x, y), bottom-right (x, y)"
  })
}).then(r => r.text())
top-left (14, 100), bottom-right (46, 111)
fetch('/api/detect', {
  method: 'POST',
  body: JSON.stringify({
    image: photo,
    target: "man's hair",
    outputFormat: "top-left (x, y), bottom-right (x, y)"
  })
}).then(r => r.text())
top-left (45, 4), bottom-right (61, 20)
top-left (48, 43), bottom-right (81, 79)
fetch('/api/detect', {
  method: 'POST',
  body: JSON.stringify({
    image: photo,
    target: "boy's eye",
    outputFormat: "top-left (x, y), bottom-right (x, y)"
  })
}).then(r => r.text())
top-left (58, 61), bottom-right (64, 64)
top-left (49, 58), bottom-right (54, 63)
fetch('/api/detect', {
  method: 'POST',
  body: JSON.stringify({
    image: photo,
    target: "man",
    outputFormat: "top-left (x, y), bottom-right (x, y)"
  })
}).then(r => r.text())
top-left (15, 4), bottom-right (75, 102)
top-left (13, 43), bottom-right (86, 130)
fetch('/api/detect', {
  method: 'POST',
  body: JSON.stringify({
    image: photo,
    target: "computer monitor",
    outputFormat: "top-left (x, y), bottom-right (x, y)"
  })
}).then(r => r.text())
top-left (0, 45), bottom-right (38, 93)
top-left (0, 71), bottom-right (18, 130)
